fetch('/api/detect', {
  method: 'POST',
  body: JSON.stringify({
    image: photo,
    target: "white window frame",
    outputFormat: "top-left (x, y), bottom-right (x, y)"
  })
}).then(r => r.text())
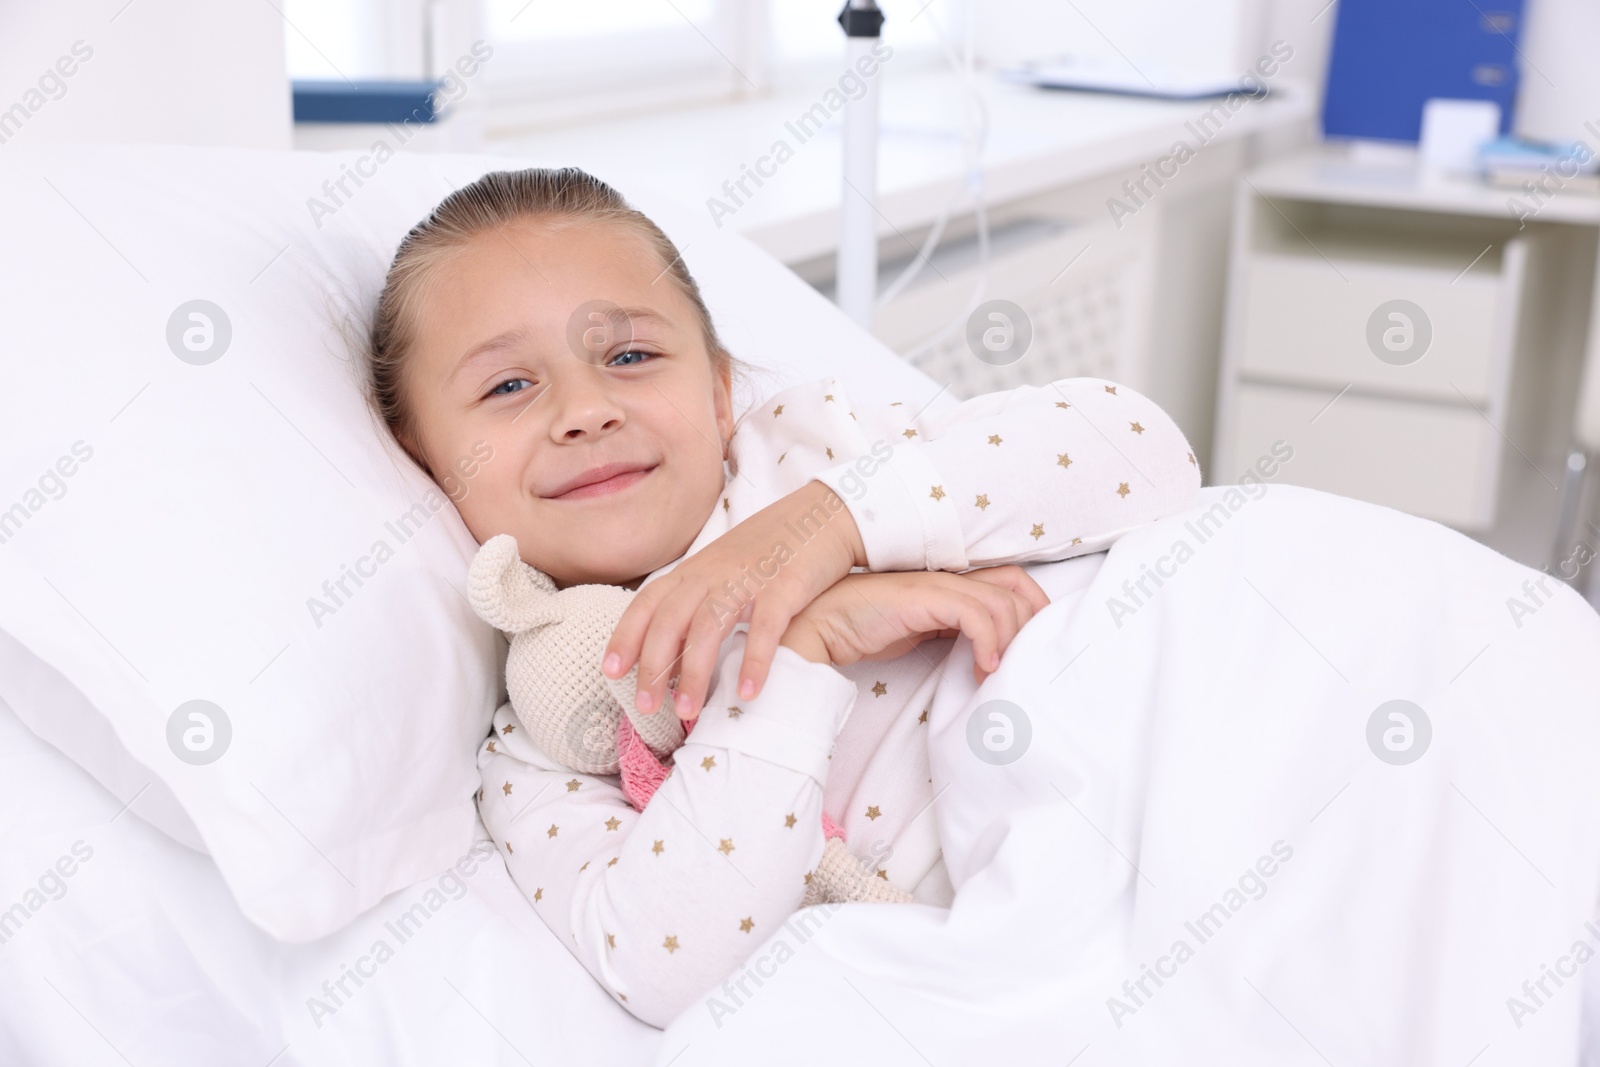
top-left (481, 0), bottom-right (759, 132)
top-left (478, 0), bottom-right (959, 134)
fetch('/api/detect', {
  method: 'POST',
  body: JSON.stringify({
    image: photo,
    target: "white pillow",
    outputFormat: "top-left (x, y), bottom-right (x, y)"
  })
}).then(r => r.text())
top-left (0, 144), bottom-right (944, 941)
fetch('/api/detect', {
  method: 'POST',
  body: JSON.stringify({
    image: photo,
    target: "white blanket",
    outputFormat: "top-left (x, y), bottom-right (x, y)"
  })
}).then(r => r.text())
top-left (655, 483), bottom-right (1600, 1066)
top-left (4, 483), bottom-right (1598, 1066)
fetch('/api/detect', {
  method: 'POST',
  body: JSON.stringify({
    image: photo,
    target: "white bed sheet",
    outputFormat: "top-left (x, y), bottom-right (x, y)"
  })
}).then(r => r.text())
top-left (0, 693), bottom-right (659, 1067)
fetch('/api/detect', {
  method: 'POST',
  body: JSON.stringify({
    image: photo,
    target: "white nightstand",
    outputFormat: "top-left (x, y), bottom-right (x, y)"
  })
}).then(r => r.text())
top-left (1212, 145), bottom-right (1600, 571)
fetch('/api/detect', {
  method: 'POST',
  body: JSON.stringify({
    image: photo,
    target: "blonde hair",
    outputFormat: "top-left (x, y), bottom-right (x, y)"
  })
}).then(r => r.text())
top-left (366, 167), bottom-right (747, 477)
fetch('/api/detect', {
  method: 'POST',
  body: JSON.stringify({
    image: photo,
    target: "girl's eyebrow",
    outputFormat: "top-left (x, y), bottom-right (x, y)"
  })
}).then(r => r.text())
top-left (449, 307), bottom-right (676, 383)
top-left (450, 328), bottom-right (530, 383)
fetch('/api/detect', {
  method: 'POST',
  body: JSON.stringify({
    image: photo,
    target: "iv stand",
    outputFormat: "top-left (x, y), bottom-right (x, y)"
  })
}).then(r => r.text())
top-left (836, 0), bottom-right (884, 330)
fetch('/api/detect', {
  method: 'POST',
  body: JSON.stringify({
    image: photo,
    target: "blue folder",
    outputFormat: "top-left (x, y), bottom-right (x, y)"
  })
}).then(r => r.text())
top-left (292, 81), bottom-right (442, 125)
top-left (1321, 0), bottom-right (1525, 143)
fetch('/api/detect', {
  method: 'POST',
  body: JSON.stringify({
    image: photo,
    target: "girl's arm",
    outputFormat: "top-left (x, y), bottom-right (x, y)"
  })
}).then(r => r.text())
top-left (602, 375), bottom-right (1196, 719)
top-left (802, 376), bottom-right (1201, 572)
top-left (478, 632), bottom-right (855, 1028)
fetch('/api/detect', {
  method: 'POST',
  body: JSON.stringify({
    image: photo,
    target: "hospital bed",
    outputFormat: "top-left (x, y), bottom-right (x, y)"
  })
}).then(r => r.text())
top-left (2, 145), bottom-right (1598, 1066)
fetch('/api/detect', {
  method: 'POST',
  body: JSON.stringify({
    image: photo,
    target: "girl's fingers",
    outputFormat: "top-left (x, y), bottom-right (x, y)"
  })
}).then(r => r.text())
top-left (633, 593), bottom-right (703, 716)
top-left (962, 565), bottom-right (1051, 615)
top-left (943, 580), bottom-right (1034, 681)
top-left (937, 591), bottom-right (998, 685)
top-left (672, 598), bottom-right (739, 718)
top-left (603, 576), bottom-right (670, 679)
top-left (738, 590), bottom-right (798, 702)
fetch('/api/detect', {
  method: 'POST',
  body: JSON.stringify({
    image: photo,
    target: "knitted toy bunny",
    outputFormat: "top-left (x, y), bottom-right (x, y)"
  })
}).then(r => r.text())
top-left (467, 533), bottom-right (915, 906)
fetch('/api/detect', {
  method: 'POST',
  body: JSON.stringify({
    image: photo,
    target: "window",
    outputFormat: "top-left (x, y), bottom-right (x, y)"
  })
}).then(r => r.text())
top-left (283, 0), bottom-right (970, 130)
top-left (768, 0), bottom-right (952, 74)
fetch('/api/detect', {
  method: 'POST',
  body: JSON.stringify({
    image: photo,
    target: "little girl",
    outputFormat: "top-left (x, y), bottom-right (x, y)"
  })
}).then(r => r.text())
top-left (365, 167), bottom-right (1201, 1027)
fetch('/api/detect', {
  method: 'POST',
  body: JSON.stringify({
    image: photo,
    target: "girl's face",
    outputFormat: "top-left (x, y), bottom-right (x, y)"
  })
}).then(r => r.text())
top-left (401, 218), bottom-right (734, 589)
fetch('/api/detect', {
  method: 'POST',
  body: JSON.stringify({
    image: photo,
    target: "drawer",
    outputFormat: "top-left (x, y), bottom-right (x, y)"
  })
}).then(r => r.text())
top-left (1224, 381), bottom-right (1497, 530)
top-left (1238, 254), bottom-right (1508, 403)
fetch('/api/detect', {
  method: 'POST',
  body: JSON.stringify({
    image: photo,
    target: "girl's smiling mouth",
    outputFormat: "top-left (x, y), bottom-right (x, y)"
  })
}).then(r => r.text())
top-left (543, 462), bottom-right (657, 501)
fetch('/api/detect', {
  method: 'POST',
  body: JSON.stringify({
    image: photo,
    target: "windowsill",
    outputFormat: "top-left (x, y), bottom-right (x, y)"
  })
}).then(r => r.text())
top-left (483, 66), bottom-right (1318, 264)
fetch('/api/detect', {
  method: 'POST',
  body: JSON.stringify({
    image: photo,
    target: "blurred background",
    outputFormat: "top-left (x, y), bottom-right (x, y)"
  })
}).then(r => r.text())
top-left (6, 0), bottom-right (1600, 601)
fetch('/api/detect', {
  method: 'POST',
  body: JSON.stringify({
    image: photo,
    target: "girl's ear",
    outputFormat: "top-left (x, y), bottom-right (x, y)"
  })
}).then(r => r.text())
top-left (467, 534), bottom-right (561, 634)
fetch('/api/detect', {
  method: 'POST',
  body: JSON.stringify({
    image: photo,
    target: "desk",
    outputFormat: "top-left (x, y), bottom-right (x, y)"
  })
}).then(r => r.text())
top-left (1212, 145), bottom-right (1600, 572)
top-left (487, 67), bottom-right (1317, 266)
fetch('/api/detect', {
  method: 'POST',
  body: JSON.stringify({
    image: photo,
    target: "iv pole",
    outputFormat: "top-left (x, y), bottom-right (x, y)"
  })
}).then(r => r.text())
top-left (835, 0), bottom-right (884, 330)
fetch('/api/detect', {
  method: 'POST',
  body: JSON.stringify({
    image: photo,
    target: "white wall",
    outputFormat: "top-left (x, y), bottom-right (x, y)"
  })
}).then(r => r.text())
top-left (0, 0), bottom-right (290, 149)
top-left (975, 0), bottom-right (1267, 82)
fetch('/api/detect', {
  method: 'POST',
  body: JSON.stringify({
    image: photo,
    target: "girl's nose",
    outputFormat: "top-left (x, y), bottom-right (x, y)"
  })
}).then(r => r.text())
top-left (553, 372), bottom-right (624, 440)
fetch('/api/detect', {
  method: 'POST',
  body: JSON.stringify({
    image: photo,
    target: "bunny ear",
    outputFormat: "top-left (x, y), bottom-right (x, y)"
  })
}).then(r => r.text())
top-left (467, 534), bottom-right (561, 634)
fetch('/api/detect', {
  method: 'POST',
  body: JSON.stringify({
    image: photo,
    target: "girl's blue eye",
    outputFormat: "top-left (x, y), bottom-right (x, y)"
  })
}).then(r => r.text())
top-left (609, 349), bottom-right (656, 368)
top-left (488, 378), bottom-right (531, 397)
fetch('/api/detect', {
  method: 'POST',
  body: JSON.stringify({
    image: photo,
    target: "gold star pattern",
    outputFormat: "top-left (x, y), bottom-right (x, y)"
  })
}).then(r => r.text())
top-left (723, 497), bottom-right (730, 511)
top-left (1055, 401), bottom-right (1070, 409)
top-left (929, 485), bottom-right (946, 501)
top-left (566, 779), bottom-right (581, 792)
top-left (1188, 452), bottom-right (1196, 465)
top-left (988, 434), bottom-right (1003, 446)
top-left (876, 869), bottom-right (889, 880)
top-left (918, 708), bottom-right (928, 724)
top-left (975, 493), bottom-right (990, 510)
top-left (901, 428), bottom-right (917, 440)
top-left (825, 447), bottom-right (834, 460)
top-left (824, 393), bottom-right (835, 402)
top-left (865, 805), bottom-right (882, 820)
top-left (890, 401), bottom-right (903, 406)
top-left (803, 871), bottom-right (814, 885)
top-left (871, 681), bottom-right (887, 697)
top-left (727, 705), bottom-right (744, 718)
top-left (619, 993), bottom-right (627, 1002)
top-left (1030, 523), bottom-right (1045, 540)
top-left (502, 782), bottom-right (513, 796)
top-left (1071, 537), bottom-right (1083, 546)
top-left (740, 917), bottom-right (755, 933)
top-left (547, 824), bottom-right (560, 838)
top-left (772, 404), bottom-right (784, 416)
top-left (606, 933), bottom-right (616, 949)
top-left (580, 861), bottom-right (590, 872)
top-left (784, 813), bottom-right (797, 828)
top-left (486, 739), bottom-right (496, 753)
top-left (718, 838), bottom-right (736, 855)
top-left (1117, 482), bottom-right (1131, 499)
top-left (848, 411), bottom-right (856, 420)
top-left (534, 887), bottom-right (543, 902)
top-left (607, 856), bottom-right (618, 867)
top-left (506, 842), bottom-right (514, 854)
top-left (663, 935), bottom-right (680, 953)
top-left (501, 723), bottom-right (514, 735)
top-left (701, 755), bottom-right (717, 771)
top-left (778, 451), bottom-right (787, 464)
top-left (1130, 421), bottom-right (1145, 434)
top-left (1057, 453), bottom-right (1072, 469)
top-left (652, 839), bottom-right (664, 855)
top-left (1104, 385), bottom-right (1118, 395)
top-left (605, 816), bottom-right (621, 831)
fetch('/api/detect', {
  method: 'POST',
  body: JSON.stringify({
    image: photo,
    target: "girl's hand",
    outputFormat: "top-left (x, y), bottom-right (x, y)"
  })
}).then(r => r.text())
top-left (603, 480), bottom-right (867, 720)
top-left (778, 565), bottom-right (1051, 686)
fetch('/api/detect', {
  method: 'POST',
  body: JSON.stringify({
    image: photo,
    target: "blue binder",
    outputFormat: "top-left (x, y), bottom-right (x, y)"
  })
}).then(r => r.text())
top-left (1321, 0), bottom-right (1525, 143)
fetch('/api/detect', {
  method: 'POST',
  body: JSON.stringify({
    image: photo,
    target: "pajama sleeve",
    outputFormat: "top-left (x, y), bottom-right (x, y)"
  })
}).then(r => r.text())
top-left (476, 631), bottom-right (857, 1029)
top-left (793, 376), bottom-right (1201, 572)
